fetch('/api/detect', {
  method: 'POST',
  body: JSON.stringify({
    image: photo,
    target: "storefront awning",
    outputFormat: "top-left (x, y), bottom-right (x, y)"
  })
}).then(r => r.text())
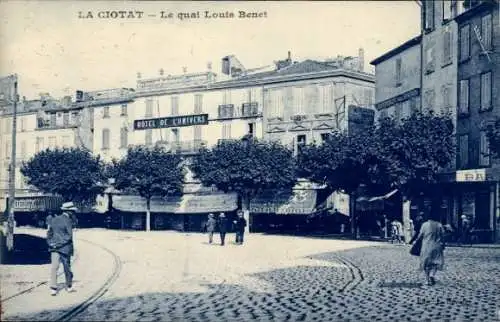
top-left (250, 189), bottom-right (317, 215)
top-left (112, 192), bottom-right (238, 214)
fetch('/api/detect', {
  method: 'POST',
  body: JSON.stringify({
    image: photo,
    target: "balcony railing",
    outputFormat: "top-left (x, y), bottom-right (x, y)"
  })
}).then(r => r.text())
top-left (217, 102), bottom-right (261, 119)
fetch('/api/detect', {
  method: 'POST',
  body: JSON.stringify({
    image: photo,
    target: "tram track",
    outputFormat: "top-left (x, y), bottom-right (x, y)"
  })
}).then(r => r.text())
top-left (55, 238), bottom-right (122, 322)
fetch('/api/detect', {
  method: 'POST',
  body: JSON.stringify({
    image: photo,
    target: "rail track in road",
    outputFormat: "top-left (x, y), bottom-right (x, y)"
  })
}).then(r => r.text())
top-left (1, 251), bottom-right (80, 303)
top-left (55, 238), bottom-right (122, 322)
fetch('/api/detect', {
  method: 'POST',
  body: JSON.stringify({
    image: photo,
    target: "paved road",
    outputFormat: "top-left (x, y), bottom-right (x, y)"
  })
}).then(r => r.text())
top-left (2, 228), bottom-right (500, 321)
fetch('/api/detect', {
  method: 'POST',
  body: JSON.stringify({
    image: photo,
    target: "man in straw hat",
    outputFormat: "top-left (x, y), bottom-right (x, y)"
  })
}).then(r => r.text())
top-left (47, 202), bottom-right (77, 296)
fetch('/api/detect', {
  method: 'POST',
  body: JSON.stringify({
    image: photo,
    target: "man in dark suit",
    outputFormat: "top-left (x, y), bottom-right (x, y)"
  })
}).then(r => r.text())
top-left (47, 202), bottom-right (77, 296)
top-left (218, 213), bottom-right (228, 246)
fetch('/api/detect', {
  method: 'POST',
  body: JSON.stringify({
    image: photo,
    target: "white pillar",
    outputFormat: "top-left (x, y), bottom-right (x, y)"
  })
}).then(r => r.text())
top-left (402, 200), bottom-right (411, 243)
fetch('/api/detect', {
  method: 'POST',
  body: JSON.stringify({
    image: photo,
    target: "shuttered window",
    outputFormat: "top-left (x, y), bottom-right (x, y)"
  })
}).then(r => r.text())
top-left (481, 14), bottom-right (492, 51)
top-left (479, 131), bottom-right (490, 166)
top-left (171, 96), bottom-right (179, 116)
top-left (480, 72), bottom-right (492, 111)
top-left (145, 99), bottom-right (153, 117)
top-left (120, 127), bottom-right (128, 148)
top-left (443, 29), bottom-right (452, 65)
top-left (459, 79), bottom-right (469, 114)
top-left (102, 129), bottom-right (110, 150)
top-left (458, 134), bottom-right (469, 168)
top-left (459, 25), bottom-right (470, 62)
top-left (145, 129), bottom-right (153, 146)
top-left (395, 58), bottom-right (402, 85)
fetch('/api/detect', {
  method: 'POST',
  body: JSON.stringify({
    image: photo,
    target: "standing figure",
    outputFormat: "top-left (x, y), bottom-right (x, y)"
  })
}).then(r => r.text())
top-left (234, 211), bottom-right (247, 245)
top-left (206, 213), bottom-right (216, 244)
top-left (415, 205), bottom-right (446, 286)
top-left (390, 220), bottom-right (404, 244)
top-left (460, 214), bottom-right (471, 244)
top-left (47, 202), bottom-right (77, 296)
top-left (218, 213), bottom-right (228, 246)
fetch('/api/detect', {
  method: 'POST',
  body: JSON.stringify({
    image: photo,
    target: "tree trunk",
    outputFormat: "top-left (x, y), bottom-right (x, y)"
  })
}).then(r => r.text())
top-left (242, 194), bottom-right (250, 234)
top-left (350, 192), bottom-right (358, 239)
top-left (146, 198), bottom-right (151, 231)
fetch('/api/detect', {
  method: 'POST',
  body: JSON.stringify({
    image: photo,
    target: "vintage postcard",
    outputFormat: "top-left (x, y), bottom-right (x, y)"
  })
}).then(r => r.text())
top-left (0, 1), bottom-right (499, 321)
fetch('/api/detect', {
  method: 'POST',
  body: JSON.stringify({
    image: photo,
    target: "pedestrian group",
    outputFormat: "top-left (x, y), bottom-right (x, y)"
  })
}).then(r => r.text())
top-left (205, 210), bottom-right (247, 246)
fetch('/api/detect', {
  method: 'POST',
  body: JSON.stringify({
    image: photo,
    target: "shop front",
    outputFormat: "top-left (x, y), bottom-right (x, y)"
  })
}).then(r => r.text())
top-left (111, 191), bottom-right (238, 231)
top-left (249, 187), bottom-right (318, 233)
top-left (8, 195), bottom-right (64, 227)
top-left (453, 169), bottom-right (499, 243)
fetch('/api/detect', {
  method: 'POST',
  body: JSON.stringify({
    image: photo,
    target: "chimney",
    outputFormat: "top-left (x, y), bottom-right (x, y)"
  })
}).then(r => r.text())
top-left (207, 62), bottom-right (212, 71)
top-left (182, 67), bottom-right (187, 74)
top-left (159, 68), bottom-right (164, 76)
top-left (287, 51), bottom-right (291, 62)
top-left (137, 72), bottom-right (142, 79)
top-left (358, 48), bottom-right (365, 72)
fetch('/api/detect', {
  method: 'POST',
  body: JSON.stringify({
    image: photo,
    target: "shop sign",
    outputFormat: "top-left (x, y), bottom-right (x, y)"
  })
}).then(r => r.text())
top-left (134, 114), bottom-right (208, 130)
top-left (375, 88), bottom-right (420, 110)
top-left (112, 192), bottom-right (238, 214)
top-left (456, 169), bottom-right (487, 182)
top-left (250, 189), bottom-right (317, 215)
top-left (14, 196), bottom-right (64, 212)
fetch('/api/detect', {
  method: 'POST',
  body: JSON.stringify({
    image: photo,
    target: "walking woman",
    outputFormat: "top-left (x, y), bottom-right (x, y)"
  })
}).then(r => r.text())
top-left (413, 204), bottom-right (446, 286)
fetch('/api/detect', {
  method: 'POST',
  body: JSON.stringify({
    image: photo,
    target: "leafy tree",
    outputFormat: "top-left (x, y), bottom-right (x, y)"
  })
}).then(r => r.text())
top-left (190, 137), bottom-right (298, 232)
top-left (107, 145), bottom-right (184, 231)
top-left (377, 111), bottom-right (455, 199)
top-left (486, 117), bottom-right (500, 159)
top-left (299, 128), bottom-right (387, 236)
top-left (298, 111), bottom-right (455, 237)
top-left (20, 147), bottom-right (105, 203)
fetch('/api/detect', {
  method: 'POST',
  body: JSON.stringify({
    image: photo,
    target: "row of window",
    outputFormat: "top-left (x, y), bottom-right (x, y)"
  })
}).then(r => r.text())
top-left (100, 122), bottom-right (257, 150)
top-left (458, 71), bottom-right (492, 114)
top-left (103, 104), bottom-right (128, 118)
top-left (3, 136), bottom-right (71, 159)
top-left (459, 14), bottom-right (493, 62)
top-left (458, 131), bottom-right (491, 168)
top-left (424, 1), bottom-right (487, 31)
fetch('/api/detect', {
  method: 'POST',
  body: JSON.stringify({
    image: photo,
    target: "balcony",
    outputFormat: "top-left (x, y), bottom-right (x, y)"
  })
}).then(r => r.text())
top-left (217, 102), bottom-right (261, 120)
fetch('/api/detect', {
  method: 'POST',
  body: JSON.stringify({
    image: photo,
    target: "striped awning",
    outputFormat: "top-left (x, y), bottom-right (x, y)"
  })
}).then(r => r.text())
top-left (250, 189), bottom-right (317, 215)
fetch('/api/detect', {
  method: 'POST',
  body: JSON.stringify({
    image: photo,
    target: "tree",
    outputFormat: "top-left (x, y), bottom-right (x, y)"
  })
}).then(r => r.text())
top-left (486, 117), bottom-right (500, 159)
top-left (190, 137), bottom-right (298, 233)
top-left (298, 128), bottom-right (387, 237)
top-left (107, 145), bottom-right (184, 231)
top-left (298, 111), bottom-right (455, 238)
top-left (21, 147), bottom-right (105, 203)
top-left (376, 111), bottom-right (455, 200)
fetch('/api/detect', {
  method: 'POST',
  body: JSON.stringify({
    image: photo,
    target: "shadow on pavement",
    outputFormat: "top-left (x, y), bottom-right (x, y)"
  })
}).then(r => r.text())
top-left (3, 234), bottom-right (50, 265)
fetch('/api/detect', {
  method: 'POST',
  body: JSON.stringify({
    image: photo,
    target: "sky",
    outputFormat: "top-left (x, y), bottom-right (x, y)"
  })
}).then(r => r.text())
top-left (0, 1), bottom-right (420, 100)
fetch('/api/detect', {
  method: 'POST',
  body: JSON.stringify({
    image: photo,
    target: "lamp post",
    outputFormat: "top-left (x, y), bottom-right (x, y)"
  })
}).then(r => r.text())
top-left (1, 75), bottom-right (19, 252)
top-left (240, 134), bottom-right (252, 233)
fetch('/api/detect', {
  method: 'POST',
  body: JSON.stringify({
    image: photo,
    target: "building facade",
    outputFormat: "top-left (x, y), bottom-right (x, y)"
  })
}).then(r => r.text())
top-left (369, 0), bottom-right (499, 242)
top-left (370, 35), bottom-right (422, 122)
top-left (0, 93), bottom-right (95, 225)
top-left (87, 52), bottom-right (374, 231)
top-left (453, 0), bottom-right (499, 242)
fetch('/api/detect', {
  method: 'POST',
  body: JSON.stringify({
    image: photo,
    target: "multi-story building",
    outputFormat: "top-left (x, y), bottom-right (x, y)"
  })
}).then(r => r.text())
top-left (371, 35), bottom-right (422, 122)
top-left (370, 0), bottom-right (499, 242)
top-left (454, 0), bottom-right (499, 242)
top-left (0, 93), bottom-right (96, 226)
top-left (88, 51), bottom-right (375, 231)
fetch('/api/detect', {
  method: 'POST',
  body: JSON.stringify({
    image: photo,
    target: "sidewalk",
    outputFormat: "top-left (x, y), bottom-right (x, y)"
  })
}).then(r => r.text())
top-left (1, 228), bottom-right (117, 321)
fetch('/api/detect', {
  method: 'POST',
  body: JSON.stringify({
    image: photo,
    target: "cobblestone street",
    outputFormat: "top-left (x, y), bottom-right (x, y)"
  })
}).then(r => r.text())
top-left (2, 228), bottom-right (500, 321)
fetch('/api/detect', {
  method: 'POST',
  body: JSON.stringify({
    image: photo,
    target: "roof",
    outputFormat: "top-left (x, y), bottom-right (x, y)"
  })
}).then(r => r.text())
top-left (370, 35), bottom-right (422, 66)
top-left (454, 1), bottom-right (497, 23)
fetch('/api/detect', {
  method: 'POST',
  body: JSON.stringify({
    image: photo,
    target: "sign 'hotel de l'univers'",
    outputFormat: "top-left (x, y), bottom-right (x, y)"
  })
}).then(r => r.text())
top-left (134, 114), bottom-right (209, 130)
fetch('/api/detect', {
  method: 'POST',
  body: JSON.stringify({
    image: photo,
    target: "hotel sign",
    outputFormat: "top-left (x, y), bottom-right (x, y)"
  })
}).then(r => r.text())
top-left (134, 114), bottom-right (209, 130)
top-left (456, 169), bottom-right (487, 182)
